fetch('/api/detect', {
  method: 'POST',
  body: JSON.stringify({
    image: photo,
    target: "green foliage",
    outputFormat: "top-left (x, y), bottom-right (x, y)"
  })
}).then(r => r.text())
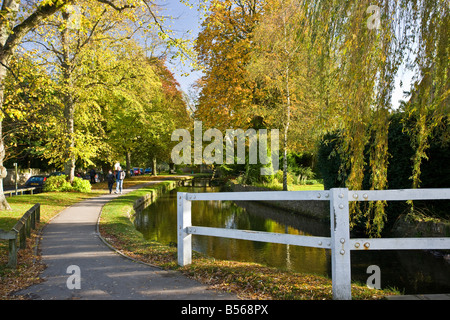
top-left (4, 1), bottom-right (192, 176)
top-left (317, 132), bottom-right (347, 190)
top-left (318, 112), bottom-right (450, 234)
top-left (44, 175), bottom-right (72, 192)
top-left (71, 177), bottom-right (92, 193)
top-left (274, 169), bottom-right (290, 185)
top-left (244, 162), bottom-right (274, 185)
top-left (43, 175), bottom-right (91, 192)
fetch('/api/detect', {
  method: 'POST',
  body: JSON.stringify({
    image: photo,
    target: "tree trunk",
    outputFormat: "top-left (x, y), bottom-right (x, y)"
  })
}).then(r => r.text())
top-left (63, 100), bottom-right (76, 182)
top-left (0, 118), bottom-right (11, 210)
top-left (282, 67), bottom-right (290, 191)
top-left (125, 150), bottom-right (131, 177)
top-left (61, 11), bottom-right (76, 182)
top-left (282, 11), bottom-right (291, 192)
top-left (152, 157), bottom-right (157, 176)
top-left (0, 72), bottom-right (11, 207)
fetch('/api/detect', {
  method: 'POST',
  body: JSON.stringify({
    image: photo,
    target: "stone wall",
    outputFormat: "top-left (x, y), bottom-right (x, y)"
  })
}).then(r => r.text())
top-left (391, 214), bottom-right (450, 238)
top-left (4, 168), bottom-right (45, 187)
top-left (227, 183), bottom-right (330, 221)
top-left (132, 177), bottom-right (193, 213)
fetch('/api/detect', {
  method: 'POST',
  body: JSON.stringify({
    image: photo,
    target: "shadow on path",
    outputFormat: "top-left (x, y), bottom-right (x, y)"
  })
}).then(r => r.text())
top-left (16, 182), bottom-right (236, 300)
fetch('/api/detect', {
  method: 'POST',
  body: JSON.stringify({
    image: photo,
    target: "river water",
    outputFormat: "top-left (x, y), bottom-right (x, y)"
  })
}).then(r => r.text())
top-left (133, 185), bottom-right (450, 295)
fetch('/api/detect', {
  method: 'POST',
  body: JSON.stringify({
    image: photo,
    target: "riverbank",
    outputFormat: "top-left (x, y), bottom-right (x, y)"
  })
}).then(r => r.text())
top-left (98, 178), bottom-right (399, 300)
top-left (226, 182), bottom-right (329, 221)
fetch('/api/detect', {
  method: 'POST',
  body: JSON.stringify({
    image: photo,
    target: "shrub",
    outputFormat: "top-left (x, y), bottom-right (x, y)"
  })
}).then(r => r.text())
top-left (72, 177), bottom-right (91, 192)
top-left (44, 175), bottom-right (70, 192)
top-left (43, 175), bottom-right (91, 192)
top-left (274, 170), bottom-right (284, 183)
top-left (244, 162), bottom-right (274, 184)
top-left (274, 170), bottom-right (294, 185)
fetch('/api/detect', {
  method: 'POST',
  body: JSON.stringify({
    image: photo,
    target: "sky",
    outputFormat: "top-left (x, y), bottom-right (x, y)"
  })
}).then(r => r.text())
top-left (159, 1), bottom-right (205, 96)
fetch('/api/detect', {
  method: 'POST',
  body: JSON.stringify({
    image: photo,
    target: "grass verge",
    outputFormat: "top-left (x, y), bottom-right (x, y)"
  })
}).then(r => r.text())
top-left (0, 190), bottom-right (105, 299)
top-left (0, 174), bottom-right (180, 299)
top-left (99, 180), bottom-right (400, 300)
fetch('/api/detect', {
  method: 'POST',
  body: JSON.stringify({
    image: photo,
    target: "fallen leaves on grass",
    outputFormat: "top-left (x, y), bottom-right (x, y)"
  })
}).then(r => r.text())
top-left (0, 234), bottom-right (45, 299)
top-left (99, 222), bottom-right (397, 300)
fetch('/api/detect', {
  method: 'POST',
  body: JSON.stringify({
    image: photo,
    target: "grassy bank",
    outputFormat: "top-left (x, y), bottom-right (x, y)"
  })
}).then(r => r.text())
top-left (99, 179), bottom-right (399, 300)
top-left (0, 190), bottom-right (105, 299)
top-left (0, 174), bottom-right (177, 299)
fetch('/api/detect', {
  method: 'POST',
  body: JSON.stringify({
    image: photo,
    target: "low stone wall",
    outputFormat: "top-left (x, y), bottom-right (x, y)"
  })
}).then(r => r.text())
top-left (133, 177), bottom-right (193, 213)
top-left (391, 214), bottom-right (450, 238)
top-left (227, 183), bottom-right (330, 221)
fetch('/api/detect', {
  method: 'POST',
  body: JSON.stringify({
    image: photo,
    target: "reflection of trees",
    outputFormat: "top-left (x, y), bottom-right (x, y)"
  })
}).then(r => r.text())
top-left (134, 186), bottom-right (331, 275)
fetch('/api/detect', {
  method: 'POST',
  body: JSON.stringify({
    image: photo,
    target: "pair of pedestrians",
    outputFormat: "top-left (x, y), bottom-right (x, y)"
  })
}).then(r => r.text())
top-left (106, 167), bottom-right (126, 194)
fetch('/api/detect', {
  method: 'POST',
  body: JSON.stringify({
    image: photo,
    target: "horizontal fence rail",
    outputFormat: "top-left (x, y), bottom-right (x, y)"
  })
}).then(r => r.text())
top-left (177, 188), bottom-right (450, 300)
top-left (187, 226), bottom-right (332, 249)
top-left (350, 237), bottom-right (450, 251)
top-left (4, 187), bottom-right (37, 197)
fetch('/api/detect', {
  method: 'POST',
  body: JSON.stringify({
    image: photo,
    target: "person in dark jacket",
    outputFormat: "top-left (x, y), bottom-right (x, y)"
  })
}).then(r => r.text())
top-left (89, 168), bottom-right (96, 184)
top-left (106, 170), bottom-right (115, 194)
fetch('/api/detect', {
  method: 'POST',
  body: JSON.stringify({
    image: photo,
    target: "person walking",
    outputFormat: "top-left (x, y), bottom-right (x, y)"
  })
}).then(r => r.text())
top-left (115, 166), bottom-right (125, 194)
top-left (106, 170), bottom-right (115, 194)
top-left (89, 168), bottom-right (96, 184)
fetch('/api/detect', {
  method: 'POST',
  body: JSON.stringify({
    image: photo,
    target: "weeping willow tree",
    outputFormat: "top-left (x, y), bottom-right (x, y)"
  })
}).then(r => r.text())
top-left (254, 0), bottom-right (448, 236)
top-left (199, 0), bottom-right (447, 235)
top-left (325, 0), bottom-right (449, 236)
top-left (331, 0), bottom-right (409, 235)
top-left (404, 0), bottom-right (449, 189)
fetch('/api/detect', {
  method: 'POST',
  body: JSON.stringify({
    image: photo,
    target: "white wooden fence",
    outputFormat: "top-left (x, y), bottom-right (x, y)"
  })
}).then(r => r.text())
top-left (177, 188), bottom-right (450, 300)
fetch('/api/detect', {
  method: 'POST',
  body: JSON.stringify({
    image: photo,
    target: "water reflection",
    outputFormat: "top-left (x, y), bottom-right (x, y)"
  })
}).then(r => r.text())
top-left (133, 186), bottom-right (331, 276)
top-left (133, 186), bottom-right (450, 294)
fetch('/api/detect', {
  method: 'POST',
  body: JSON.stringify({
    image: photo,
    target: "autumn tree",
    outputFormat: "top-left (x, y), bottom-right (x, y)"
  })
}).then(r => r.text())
top-left (195, 0), bottom-right (448, 236)
top-left (26, 1), bottom-right (160, 181)
top-left (0, 0), bottom-right (78, 209)
top-left (248, 0), bottom-right (320, 190)
top-left (139, 57), bottom-right (191, 175)
top-left (305, 0), bottom-right (447, 235)
top-left (0, 0), bottom-right (198, 209)
top-left (2, 53), bottom-right (60, 170)
top-left (195, 0), bottom-right (265, 131)
top-left (92, 42), bottom-right (190, 177)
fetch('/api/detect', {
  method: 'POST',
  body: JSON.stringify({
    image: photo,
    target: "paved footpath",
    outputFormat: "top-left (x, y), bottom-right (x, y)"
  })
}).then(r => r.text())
top-left (16, 182), bottom-right (236, 300)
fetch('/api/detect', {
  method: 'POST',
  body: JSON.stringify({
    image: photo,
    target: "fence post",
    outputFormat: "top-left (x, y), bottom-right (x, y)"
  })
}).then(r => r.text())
top-left (330, 188), bottom-right (352, 300)
top-left (7, 238), bottom-right (17, 268)
top-left (19, 227), bottom-right (26, 249)
top-left (31, 208), bottom-right (36, 229)
top-left (177, 192), bottom-right (192, 266)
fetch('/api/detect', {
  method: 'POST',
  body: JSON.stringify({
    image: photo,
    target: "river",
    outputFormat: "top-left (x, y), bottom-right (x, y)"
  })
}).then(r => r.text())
top-left (133, 185), bottom-right (450, 295)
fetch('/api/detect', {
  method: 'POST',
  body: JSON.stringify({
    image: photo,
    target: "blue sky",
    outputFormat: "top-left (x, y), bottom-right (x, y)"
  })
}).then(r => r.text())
top-left (159, 0), bottom-right (205, 96)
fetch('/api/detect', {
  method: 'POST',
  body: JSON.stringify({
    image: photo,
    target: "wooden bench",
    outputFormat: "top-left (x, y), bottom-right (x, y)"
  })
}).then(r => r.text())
top-left (0, 203), bottom-right (40, 268)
